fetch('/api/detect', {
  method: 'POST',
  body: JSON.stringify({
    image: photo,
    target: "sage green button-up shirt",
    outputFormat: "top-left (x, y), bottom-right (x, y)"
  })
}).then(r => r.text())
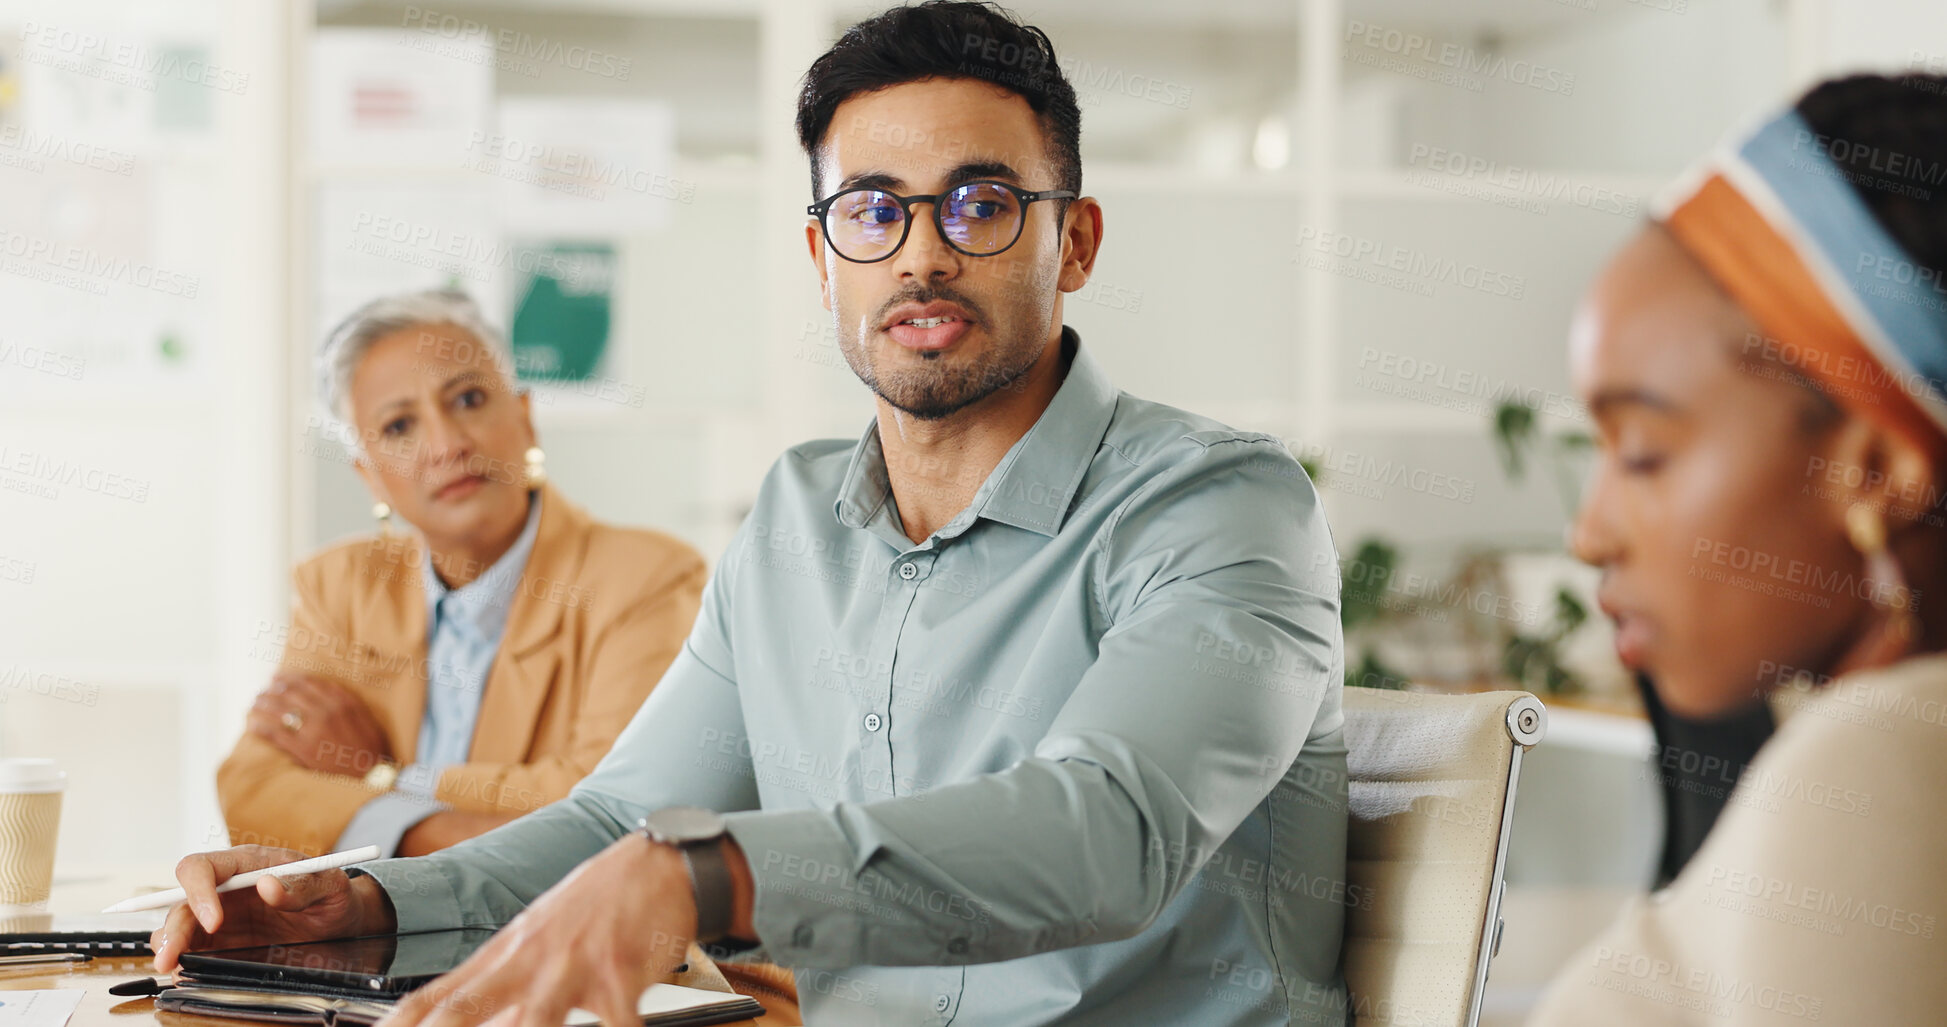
top-left (358, 329), bottom-right (1352, 1026)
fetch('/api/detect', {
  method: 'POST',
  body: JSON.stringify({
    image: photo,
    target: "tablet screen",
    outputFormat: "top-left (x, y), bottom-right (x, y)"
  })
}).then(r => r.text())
top-left (179, 927), bottom-right (502, 993)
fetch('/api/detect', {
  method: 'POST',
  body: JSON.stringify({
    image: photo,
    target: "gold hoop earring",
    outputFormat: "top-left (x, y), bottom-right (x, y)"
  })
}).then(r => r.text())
top-left (1845, 502), bottom-right (1918, 644)
top-left (373, 501), bottom-right (394, 535)
top-left (524, 446), bottom-right (547, 489)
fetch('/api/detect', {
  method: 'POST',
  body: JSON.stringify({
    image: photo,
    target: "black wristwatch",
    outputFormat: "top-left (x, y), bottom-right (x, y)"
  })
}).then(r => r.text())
top-left (637, 807), bottom-right (735, 943)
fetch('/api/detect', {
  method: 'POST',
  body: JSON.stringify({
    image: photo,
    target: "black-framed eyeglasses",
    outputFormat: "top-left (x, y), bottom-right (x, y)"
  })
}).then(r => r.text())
top-left (808, 179), bottom-right (1077, 264)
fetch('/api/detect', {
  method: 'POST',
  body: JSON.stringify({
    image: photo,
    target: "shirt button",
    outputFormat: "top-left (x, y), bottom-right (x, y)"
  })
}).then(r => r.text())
top-left (934, 995), bottom-right (951, 1013)
top-left (947, 937), bottom-right (968, 956)
top-left (898, 561), bottom-right (918, 580)
top-left (791, 925), bottom-right (814, 948)
top-left (863, 712), bottom-right (884, 732)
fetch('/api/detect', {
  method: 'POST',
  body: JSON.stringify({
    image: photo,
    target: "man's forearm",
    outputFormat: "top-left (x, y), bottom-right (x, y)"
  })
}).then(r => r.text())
top-left (358, 791), bottom-right (637, 931)
top-left (722, 755), bottom-right (1177, 970)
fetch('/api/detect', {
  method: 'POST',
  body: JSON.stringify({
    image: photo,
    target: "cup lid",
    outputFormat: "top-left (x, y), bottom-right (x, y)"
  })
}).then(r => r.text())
top-left (0, 759), bottom-right (65, 793)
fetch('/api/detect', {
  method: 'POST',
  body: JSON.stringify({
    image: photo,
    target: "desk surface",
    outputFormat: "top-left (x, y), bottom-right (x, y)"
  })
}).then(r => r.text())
top-left (2, 869), bottom-right (785, 1027)
top-left (0, 952), bottom-right (767, 1027)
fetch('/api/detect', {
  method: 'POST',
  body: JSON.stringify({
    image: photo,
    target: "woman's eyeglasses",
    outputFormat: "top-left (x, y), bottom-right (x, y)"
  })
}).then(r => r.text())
top-left (808, 179), bottom-right (1076, 264)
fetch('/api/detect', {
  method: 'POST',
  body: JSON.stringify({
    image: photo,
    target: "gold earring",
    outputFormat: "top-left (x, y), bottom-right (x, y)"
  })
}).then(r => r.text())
top-left (1845, 502), bottom-right (1886, 557)
top-left (373, 501), bottom-right (393, 534)
top-left (524, 446), bottom-right (547, 488)
top-left (1846, 502), bottom-right (1916, 639)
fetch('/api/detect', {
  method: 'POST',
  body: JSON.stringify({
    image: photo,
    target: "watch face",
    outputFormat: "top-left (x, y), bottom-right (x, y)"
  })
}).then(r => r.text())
top-left (645, 806), bottom-right (725, 843)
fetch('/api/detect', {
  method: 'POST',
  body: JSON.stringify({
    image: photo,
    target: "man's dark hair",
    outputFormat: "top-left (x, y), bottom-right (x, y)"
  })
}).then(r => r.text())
top-left (1795, 73), bottom-right (1947, 277)
top-left (795, 1), bottom-right (1082, 207)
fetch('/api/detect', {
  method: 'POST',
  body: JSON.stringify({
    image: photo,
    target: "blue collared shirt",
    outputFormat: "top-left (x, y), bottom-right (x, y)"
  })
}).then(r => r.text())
top-left (337, 492), bottom-right (543, 855)
top-left (360, 331), bottom-right (1351, 1025)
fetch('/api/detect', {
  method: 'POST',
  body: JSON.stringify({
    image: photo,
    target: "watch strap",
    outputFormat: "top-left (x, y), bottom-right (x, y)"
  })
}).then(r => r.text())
top-left (638, 810), bottom-right (735, 944)
top-left (680, 839), bottom-right (736, 944)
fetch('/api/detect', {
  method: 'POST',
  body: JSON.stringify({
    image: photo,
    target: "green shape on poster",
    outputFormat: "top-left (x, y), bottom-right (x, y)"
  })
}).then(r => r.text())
top-left (511, 243), bottom-right (614, 383)
top-left (155, 45), bottom-right (215, 131)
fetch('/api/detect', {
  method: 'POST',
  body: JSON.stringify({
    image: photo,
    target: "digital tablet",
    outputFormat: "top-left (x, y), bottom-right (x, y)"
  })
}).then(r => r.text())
top-left (176, 926), bottom-right (502, 996)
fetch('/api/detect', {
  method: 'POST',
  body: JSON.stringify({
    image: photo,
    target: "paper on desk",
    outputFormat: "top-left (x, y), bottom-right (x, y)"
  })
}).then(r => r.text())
top-left (0, 990), bottom-right (85, 1027)
top-left (564, 982), bottom-right (752, 1025)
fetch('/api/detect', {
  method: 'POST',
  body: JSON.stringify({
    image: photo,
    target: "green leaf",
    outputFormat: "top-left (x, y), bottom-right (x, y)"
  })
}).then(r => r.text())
top-left (1347, 650), bottom-right (1411, 691)
top-left (1553, 587), bottom-right (1588, 635)
top-left (1493, 401), bottom-right (1538, 480)
top-left (1340, 537), bottom-right (1398, 629)
top-left (1503, 636), bottom-right (1541, 682)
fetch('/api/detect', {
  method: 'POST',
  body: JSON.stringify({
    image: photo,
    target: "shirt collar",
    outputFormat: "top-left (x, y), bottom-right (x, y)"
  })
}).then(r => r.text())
top-left (422, 490), bottom-right (544, 642)
top-left (833, 326), bottom-right (1118, 542)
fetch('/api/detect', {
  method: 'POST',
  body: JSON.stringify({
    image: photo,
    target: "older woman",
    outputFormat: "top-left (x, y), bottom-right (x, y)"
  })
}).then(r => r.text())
top-left (218, 288), bottom-right (707, 860)
top-left (1532, 75), bottom-right (1947, 1023)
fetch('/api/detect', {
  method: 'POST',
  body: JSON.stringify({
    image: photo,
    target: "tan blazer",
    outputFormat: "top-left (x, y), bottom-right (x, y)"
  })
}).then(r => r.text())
top-left (1530, 653), bottom-right (1947, 1025)
top-left (218, 483), bottom-right (706, 857)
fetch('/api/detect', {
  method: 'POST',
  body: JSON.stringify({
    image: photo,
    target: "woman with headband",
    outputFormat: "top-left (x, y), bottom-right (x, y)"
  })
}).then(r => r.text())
top-left (1532, 75), bottom-right (1947, 1023)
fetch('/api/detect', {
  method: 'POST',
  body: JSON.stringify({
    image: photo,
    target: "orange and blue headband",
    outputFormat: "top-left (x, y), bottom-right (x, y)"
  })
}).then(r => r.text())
top-left (1654, 109), bottom-right (1947, 460)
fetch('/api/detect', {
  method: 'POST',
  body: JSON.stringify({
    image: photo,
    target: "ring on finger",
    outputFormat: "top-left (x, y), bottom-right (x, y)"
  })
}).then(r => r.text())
top-left (281, 710), bottom-right (305, 732)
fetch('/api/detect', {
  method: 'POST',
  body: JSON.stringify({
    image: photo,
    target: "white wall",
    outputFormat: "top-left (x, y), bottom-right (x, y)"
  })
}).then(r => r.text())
top-left (0, 0), bottom-right (286, 869)
top-left (4, 0), bottom-right (1943, 882)
top-left (1818, 0), bottom-right (1947, 76)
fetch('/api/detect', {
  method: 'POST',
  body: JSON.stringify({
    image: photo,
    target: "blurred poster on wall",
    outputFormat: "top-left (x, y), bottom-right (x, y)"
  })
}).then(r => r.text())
top-left (152, 44), bottom-right (216, 132)
top-left (0, 22), bottom-right (204, 398)
top-left (12, 21), bottom-right (154, 151)
top-left (509, 241), bottom-right (632, 410)
top-left (311, 28), bottom-right (493, 169)
top-left (0, 30), bottom-right (18, 130)
top-left (486, 98), bottom-right (676, 236)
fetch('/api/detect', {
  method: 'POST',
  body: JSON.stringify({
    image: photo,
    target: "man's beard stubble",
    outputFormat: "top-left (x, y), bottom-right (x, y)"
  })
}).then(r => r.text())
top-left (836, 281), bottom-right (1046, 421)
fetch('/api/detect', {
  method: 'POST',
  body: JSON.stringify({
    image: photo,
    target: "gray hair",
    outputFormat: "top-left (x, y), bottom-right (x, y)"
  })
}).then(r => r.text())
top-left (317, 288), bottom-right (515, 451)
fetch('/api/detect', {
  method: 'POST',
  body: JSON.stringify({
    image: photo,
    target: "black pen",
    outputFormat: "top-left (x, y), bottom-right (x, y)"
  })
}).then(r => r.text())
top-left (109, 976), bottom-right (175, 997)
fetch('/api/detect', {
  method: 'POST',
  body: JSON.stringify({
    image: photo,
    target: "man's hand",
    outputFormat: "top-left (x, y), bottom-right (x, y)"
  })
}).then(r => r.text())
top-left (150, 845), bottom-right (398, 972)
top-left (249, 672), bottom-right (392, 776)
top-left (377, 835), bottom-right (704, 1027)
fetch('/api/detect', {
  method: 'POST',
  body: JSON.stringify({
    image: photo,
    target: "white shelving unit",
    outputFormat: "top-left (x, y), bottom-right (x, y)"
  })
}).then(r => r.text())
top-left (290, 0), bottom-right (1828, 567)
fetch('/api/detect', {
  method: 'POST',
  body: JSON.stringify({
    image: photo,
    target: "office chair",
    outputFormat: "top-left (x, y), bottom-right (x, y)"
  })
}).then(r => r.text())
top-left (1339, 686), bottom-right (1546, 1027)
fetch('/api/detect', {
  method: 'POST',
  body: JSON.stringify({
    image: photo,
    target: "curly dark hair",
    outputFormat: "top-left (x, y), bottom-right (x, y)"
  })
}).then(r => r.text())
top-left (794, 1), bottom-right (1082, 206)
top-left (1795, 73), bottom-right (1947, 277)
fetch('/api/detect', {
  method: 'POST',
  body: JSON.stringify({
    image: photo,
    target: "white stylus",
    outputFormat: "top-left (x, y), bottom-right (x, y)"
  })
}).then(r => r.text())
top-left (100, 845), bottom-right (382, 914)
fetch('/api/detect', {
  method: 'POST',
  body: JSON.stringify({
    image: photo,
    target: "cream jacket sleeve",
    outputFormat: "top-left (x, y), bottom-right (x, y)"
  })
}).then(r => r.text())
top-left (1530, 655), bottom-right (1947, 1025)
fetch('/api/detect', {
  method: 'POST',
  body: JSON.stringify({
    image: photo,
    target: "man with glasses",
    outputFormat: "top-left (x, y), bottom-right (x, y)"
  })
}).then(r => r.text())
top-left (153, 4), bottom-right (1351, 1024)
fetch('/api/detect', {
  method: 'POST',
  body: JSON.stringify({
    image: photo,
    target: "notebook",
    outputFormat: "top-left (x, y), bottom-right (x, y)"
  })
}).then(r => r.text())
top-left (153, 981), bottom-right (765, 1027)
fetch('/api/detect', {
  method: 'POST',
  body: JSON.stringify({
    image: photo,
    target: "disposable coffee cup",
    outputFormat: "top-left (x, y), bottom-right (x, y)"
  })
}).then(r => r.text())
top-left (0, 758), bottom-right (65, 906)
